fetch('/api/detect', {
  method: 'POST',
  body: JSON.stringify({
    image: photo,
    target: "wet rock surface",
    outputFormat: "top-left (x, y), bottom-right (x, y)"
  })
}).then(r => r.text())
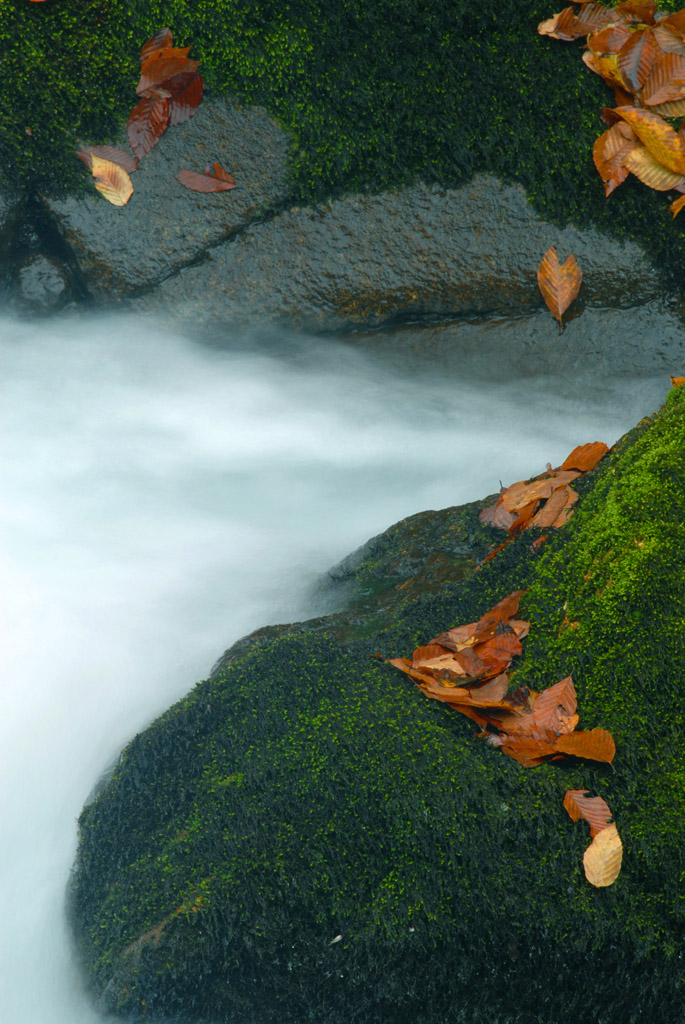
top-left (15, 254), bottom-right (73, 314)
top-left (129, 174), bottom-right (664, 330)
top-left (42, 97), bottom-right (292, 299)
top-left (345, 300), bottom-right (685, 380)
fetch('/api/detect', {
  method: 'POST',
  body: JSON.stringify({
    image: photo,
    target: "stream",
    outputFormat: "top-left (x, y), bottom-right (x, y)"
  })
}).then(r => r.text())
top-left (0, 308), bottom-right (671, 1022)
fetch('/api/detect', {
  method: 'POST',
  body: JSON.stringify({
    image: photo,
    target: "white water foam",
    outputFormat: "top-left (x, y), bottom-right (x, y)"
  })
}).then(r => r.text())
top-left (0, 312), bottom-right (668, 1022)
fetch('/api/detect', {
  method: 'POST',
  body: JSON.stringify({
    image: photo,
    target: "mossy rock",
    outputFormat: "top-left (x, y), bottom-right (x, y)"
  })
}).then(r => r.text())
top-left (70, 387), bottom-right (685, 1023)
top-left (5, 0), bottom-right (685, 288)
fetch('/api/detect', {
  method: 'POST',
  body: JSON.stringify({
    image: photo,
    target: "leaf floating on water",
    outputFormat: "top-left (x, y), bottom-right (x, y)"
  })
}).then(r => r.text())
top-left (537, 245), bottom-right (582, 325)
top-left (90, 155), bottom-right (133, 206)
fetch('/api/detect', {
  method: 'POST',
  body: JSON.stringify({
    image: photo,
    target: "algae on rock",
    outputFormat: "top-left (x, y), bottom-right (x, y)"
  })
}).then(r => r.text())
top-left (70, 387), bottom-right (685, 1024)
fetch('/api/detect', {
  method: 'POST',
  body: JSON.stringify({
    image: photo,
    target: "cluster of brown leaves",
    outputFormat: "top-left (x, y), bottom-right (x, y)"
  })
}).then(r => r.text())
top-left (78, 29), bottom-right (236, 205)
top-left (539, 1), bottom-right (685, 215)
top-left (564, 790), bottom-right (623, 885)
top-left (477, 441), bottom-right (609, 563)
top-left (537, 245), bottom-right (583, 324)
top-left (388, 590), bottom-right (616, 769)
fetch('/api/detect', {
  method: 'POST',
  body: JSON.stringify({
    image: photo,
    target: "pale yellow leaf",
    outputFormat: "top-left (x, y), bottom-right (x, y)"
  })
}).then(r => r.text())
top-left (583, 822), bottom-right (623, 887)
top-left (91, 155), bottom-right (134, 207)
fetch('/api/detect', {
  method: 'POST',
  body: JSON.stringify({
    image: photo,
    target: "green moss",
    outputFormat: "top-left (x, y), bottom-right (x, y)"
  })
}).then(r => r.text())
top-left (4, 0), bottom-right (685, 286)
top-left (70, 388), bottom-right (685, 1022)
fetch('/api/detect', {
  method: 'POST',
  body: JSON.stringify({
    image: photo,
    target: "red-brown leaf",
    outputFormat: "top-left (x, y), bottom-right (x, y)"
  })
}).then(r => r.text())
top-left (537, 246), bottom-right (582, 324)
top-left (593, 123), bottom-right (638, 196)
top-left (140, 28), bottom-right (173, 65)
top-left (127, 97), bottom-right (169, 160)
top-left (561, 441), bottom-right (609, 472)
top-left (168, 72), bottom-right (204, 126)
top-left (641, 52), bottom-right (685, 106)
top-left (176, 167), bottom-right (239, 193)
top-left (587, 24), bottom-right (632, 56)
top-left (555, 728), bottom-right (616, 764)
top-left (137, 56), bottom-right (199, 96)
top-left (532, 675), bottom-right (578, 735)
top-left (563, 789), bottom-right (613, 836)
top-left (617, 28), bottom-right (659, 92)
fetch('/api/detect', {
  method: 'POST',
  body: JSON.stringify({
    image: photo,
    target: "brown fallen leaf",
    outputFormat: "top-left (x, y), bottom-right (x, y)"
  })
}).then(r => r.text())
top-left (127, 96), bottom-right (169, 161)
top-left (555, 727), bottom-right (616, 764)
top-left (140, 27), bottom-right (174, 65)
top-left (90, 155), bottom-right (133, 206)
top-left (537, 245), bottom-right (582, 325)
top-left (563, 789), bottom-right (614, 836)
top-left (560, 441), bottom-right (609, 473)
top-left (617, 27), bottom-right (659, 93)
top-left (669, 196), bottom-right (685, 219)
top-left (176, 164), bottom-right (238, 193)
top-left (592, 122), bottom-right (638, 196)
top-left (77, 146), bottom-right (138, 174)
top-left (137, 56), bottom-right (199, 97)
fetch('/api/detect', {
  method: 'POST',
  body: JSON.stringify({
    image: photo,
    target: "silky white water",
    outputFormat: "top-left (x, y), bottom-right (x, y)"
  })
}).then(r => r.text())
top-left (0, 312), bottom-right (668, 1022)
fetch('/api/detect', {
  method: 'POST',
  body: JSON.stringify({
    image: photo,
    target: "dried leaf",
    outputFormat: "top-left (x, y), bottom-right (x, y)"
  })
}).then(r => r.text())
top-left (176, 166), bottom-right (239, 193)
top-left (583, 823), bottom-right (623, 886)
top-left (587, 24), bottom-right (632, 56)
top-left (614, 0), bottom-right (657, 25)
top-left (593, 124), bottom-right (639, 195)
top-left (532, 675), bottom-right (577, 735)
top-left (582, 50), bottom-right (628, 89)
top-left (641, 52), bottom-right (685, 106)
top-left (555, 727), bottom-right (616, 763)
top-left (656, 9), bottom-right (685, 41)
top-left (650, 97), bottom-right (685, 116)
top-left (561, 441), bottom-right (609, 472)
top-left (623, 145), bottom-right (685, 190)
top-left (140, 28), bottom-right (174, 65)
top-left (563, 790), bottom-right (613, 836)
top-left (127, 96), bottom-right (169, 160)
top-left (77, 145), bottom-right (138, 174)
top-left (530, 484), bottom-right (578, 528)
top-left (537, 246), bottom-right (582, 324)
top-left (168, 72), bottom-right (204, 126)
top-left (90, 155), bottom-right (133, 207)
top-left (652, 23), bottom-right (685, 56)
top-left (617, 28), bottom-right (658, 92)
top-left (612, 106), bottom-right (685, 174)
top-left (137, 56), bottom-right (199, 96)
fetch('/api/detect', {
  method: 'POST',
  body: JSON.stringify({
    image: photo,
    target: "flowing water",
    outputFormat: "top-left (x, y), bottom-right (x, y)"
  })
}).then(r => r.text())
top-left (0, 310), bottom-right (670, 1022)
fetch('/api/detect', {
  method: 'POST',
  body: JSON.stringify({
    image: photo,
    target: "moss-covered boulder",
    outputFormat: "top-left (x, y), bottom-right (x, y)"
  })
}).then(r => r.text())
top-left (70, 387), bottom-right (685, 1023)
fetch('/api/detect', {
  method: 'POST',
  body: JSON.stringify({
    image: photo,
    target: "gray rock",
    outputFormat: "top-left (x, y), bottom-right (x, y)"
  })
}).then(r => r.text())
top-left (15, 254), bottom-right (73, 313)
top-left (130, 174), bottom-right (664, 330)
top-left (43, 97), bottom-right (292, 299)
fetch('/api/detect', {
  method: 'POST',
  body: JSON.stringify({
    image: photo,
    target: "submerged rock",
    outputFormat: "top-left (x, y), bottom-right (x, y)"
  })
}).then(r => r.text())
top-left (70, 388), bottom-right (685, 1024)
